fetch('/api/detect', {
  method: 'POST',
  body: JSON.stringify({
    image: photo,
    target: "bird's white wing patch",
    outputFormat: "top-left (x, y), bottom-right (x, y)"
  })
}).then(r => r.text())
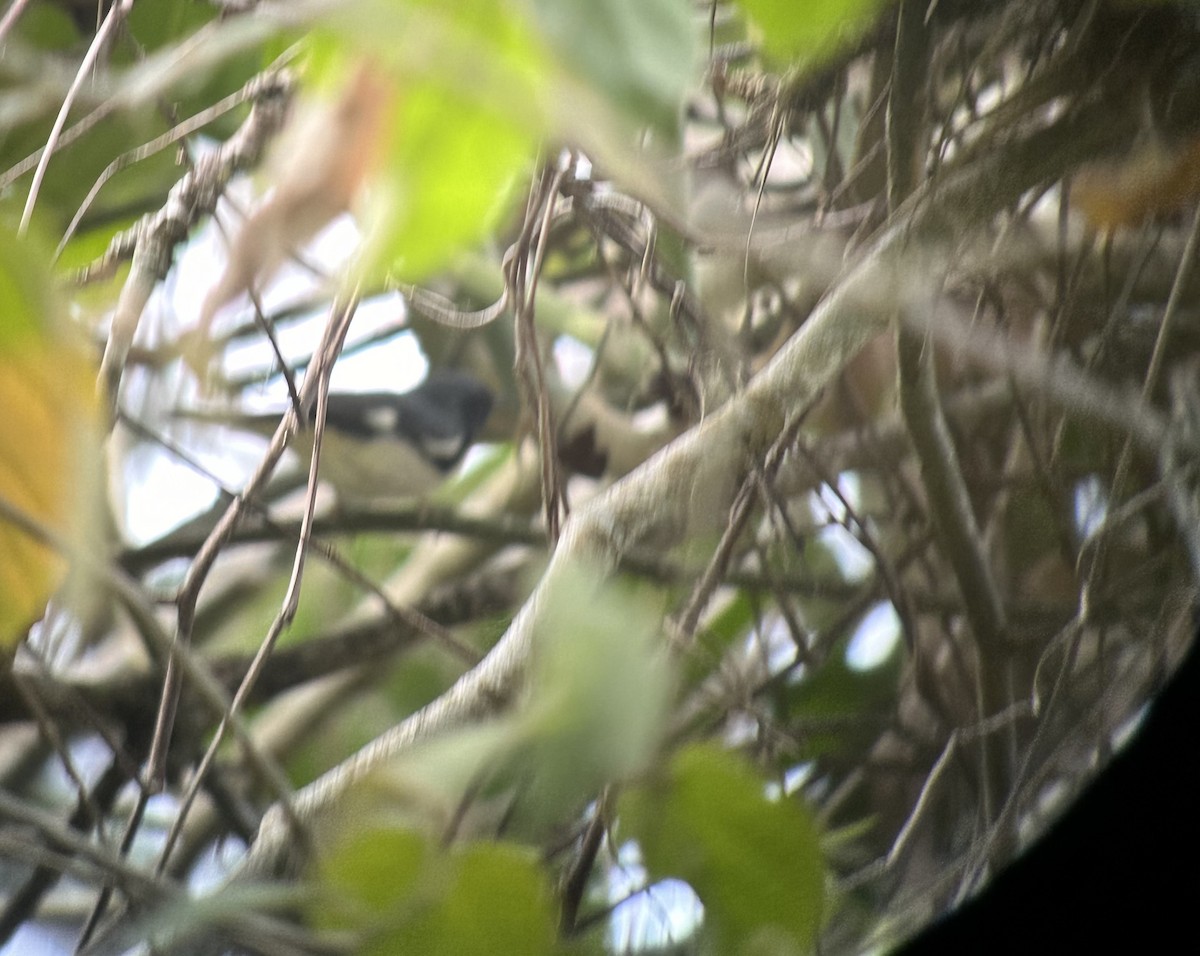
top-left (419, 434), bottom-right (463, 461)
top-left (363, 405), bottom-right (400, 436)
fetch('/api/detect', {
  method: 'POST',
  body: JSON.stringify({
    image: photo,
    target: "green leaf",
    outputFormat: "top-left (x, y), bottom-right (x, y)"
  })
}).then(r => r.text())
top-left (406, 842), bottom-right (556, 956)
top-left (0, 229), bottom-right (55, 343)
top-left (308, 4), bottom-right (542, 284)
top-left (310, 0), bottom-right (695, 279)
top-left (126, 0), bottom-right (217, 52)
top-left (527, 0), bottom-right (698, 136)
top-left (519, 560), bottom-right (675, 810)
top-left (313, 826), bottom-right (427, 931)
top-left (305, 562), bottom-right (674, 844)
top-left (362, 80), bottom-right (535, 282)
top-left (312, 827), bottom-right (556, 956)
top-left (10, 4), bottom-right (82, 50)
top-left (736, 0), bottom-right (888, 67)
top-left (621, 744), bottom-right (825, 955)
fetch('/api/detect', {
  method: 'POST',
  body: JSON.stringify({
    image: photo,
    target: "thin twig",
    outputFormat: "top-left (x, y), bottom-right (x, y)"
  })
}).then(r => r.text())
top-left (19, 0), bottom-right (135, 235)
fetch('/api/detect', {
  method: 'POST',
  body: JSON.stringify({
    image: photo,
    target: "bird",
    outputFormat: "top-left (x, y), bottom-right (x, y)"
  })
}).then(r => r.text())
top-left (178, 369), bottom-right (494, 503)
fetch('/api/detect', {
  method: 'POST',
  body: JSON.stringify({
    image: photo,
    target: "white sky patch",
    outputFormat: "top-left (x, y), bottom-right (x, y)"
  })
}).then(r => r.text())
top-left (846, 602), bottom-right (901, 671)
top-left (1110, 701), bottom-right (1150, 753)
top-left (2, 923), bottom-right (75, 955)
top-left (608, 842), bottom-right (704, 953)
top-left (188, 835), bottom-right (249, 893)
top-left (121, 447), bottom-right (227, 544)
top-left (722, 711), bottom-right (760, 748)
top-left (764, 763), bottom-right (816, 801)
top-left (329, 317), bottom-right (425, 393)
top-left (1073, 474), bottom-right (1108, 541)
top-left (752, 614), bottom-right (801, 675)
top-left (784, 761), bottom-right (815, 795)
top-left (554, 334), bottom-right (594, 387)
top-left (818, 523), bottom-right (874, 582)
top-left (810, 472), bottom-right (874, 582)
top-left (811, 471), bottom-right (859, 524)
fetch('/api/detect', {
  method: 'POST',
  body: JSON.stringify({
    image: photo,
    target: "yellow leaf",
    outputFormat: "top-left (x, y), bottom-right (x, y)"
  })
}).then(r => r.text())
top-left (0, 225), bottom-right (102, 649)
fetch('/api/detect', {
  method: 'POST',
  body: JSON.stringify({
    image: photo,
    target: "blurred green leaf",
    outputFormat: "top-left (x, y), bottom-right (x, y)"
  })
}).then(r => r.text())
top-left (362, 80), bottom-right (534, 282)
top-left (308, 3), bottom-right (542, 284)
top-left (698, 590), bottom-right (758, 655)
top-left (0, 226), bottom-right (55, 340)
top-left (737, 0), bottom-right (889, 67)
top-left (126, 0), bottom-right (217, 53)
top-left (329, 559), bottom-right (674, 841)
top-left (304, 0), bottom-right (698, 282)
top-left (121, 1), bottom-right (266, 126)
top-left (11, 5), bottom-right (82, 50)
top-left (621, 744), bottom-right (825, 955)
top-left (312, 826), bottom-right (556, 956)
top-left (527, 0), bottom-right (697, 137)
top-left (55, 212), bottom-right (140, 273)
top-left (351, 719), bottom-right (525, 836)
top-left (1, 8), bottom-right (271, 233)
top-left (520, 560), bottom-right (675, 810)
top-left (412, 841), bottom-right (556, 955)
top-left (313, 825), bottom-right (426, 931)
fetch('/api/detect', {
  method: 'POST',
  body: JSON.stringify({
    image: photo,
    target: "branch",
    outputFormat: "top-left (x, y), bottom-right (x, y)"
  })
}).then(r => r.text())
top-left (90, 71), bottom-right (294, 416)
top-left (216, 97), bottom-right (1147, 894)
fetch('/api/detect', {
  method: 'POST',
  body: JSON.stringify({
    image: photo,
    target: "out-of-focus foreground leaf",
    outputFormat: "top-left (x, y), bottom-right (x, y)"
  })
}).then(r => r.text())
top-left (310, 0), bottom-right (698, 285)
top-left (527, 0), bottom-right (697, 138)
top-left (621, 743), bottom-right (826, 955)
top-left (312, 825), bottom-right (557, 956)
top-left (736, 0), bottom-right (890, 66)
top-left (0, 222), bottom-right (101, 648)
